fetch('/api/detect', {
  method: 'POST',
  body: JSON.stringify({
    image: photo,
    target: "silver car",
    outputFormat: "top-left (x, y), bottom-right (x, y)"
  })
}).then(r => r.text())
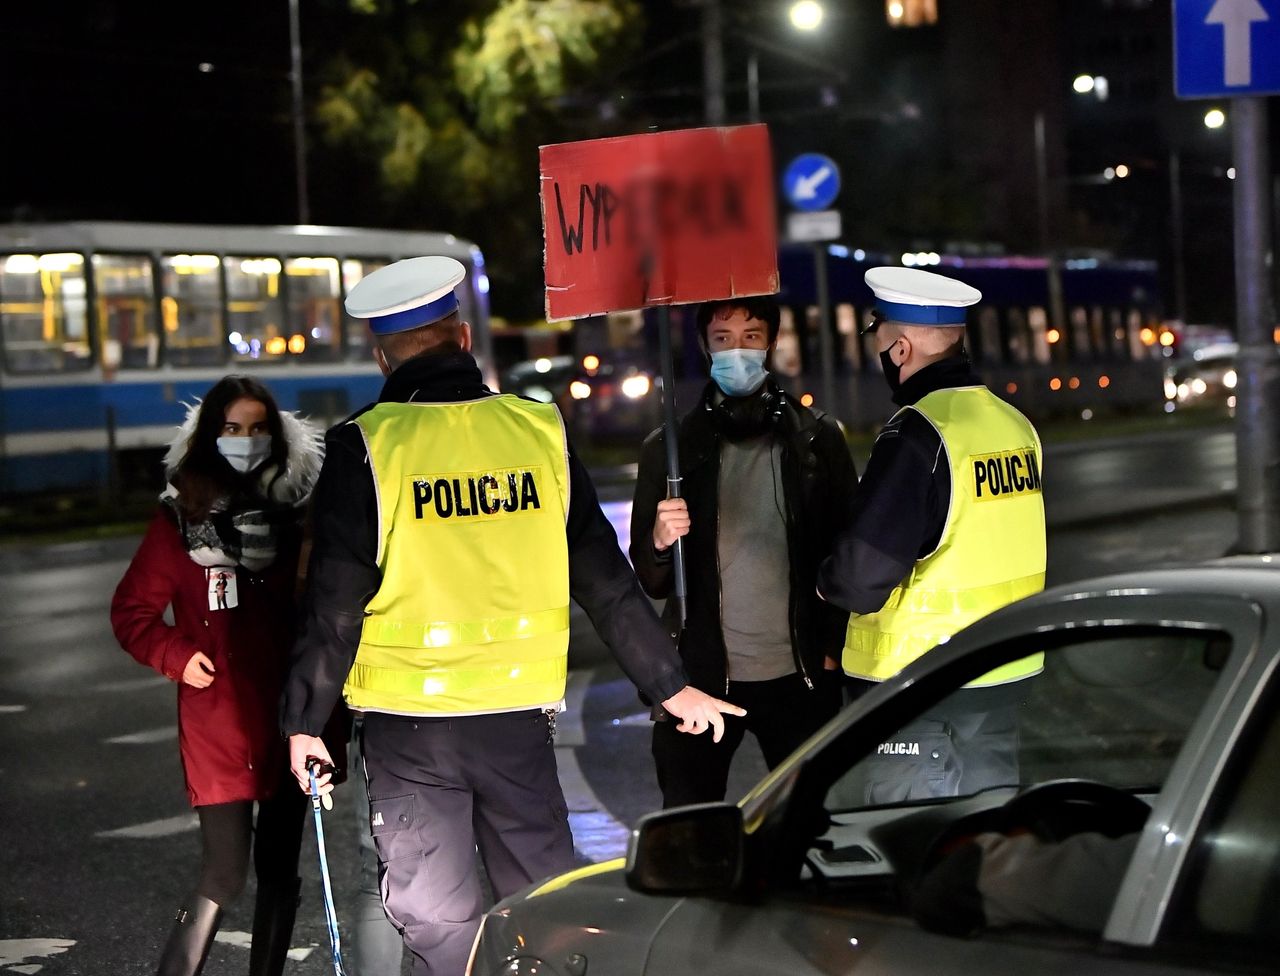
top-left (470, 561), bottom-right (1280, 975)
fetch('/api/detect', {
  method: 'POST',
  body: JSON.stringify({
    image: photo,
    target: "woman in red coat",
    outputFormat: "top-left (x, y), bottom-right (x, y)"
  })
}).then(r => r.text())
top-left (112, 376), bottom-right (323, 976)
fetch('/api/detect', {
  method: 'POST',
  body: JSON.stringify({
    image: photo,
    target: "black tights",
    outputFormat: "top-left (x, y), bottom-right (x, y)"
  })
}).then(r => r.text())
top-left (194, 772), bottom-right (307, 907)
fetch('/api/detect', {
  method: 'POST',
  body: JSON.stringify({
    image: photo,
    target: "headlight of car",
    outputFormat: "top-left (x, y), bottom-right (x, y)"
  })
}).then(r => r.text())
top-left (467, 911), bottom-right (586, 976)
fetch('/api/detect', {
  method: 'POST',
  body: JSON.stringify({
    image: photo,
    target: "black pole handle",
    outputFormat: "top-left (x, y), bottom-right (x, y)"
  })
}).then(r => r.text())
top-left (656, 305), bottom-right (687, 630)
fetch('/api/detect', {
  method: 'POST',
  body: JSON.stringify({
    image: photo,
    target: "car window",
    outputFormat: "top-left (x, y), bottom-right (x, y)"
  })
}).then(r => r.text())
top-left (794, 627), bottom-right (1230, 938)
top-left (825, 630), bottom-right (1226, 814)
top-left (1162, 672), bottom-right (1280, 962)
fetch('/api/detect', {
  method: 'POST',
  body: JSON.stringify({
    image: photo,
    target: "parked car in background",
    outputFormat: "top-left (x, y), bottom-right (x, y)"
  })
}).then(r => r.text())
top-left (470, 560), bottom-right (1280, 976)
top-left (1165, 341), bottom-right (1238, 412)
top-left (503, 352), bottom-right (660, 446)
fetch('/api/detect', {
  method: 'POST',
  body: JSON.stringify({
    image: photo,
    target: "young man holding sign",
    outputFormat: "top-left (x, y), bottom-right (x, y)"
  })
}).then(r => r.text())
top-left (630, 295), bottom-right (858, 808)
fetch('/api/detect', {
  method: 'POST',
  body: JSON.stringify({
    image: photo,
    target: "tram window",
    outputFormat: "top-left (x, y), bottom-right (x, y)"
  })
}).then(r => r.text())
top-left (1089, 306), bottom-right (1108, 360)
top-left (226, 256), bottom-right (286, 362)
top-left (775, 307), bottom-right (802, 377)
top-left (160, 254), bottom-right (225, 367)
top-left (836, 303), bottom-right (860, 370)
top-left (1108, 308), bottom-right (1128, 359)
top-left (975, 306), bottom-right (1002, 365)
top-left (0, 252), bottom-right (91, 374)
top-left (1127, 310), bottom-right (1147, 361)
top-left (285, 257), bottom-right (341, 361)
top-left (1028, 306), bottom-right (1052, 364)
top-left (1070, 306), bottom-right (1092, 360)
top-left (342, 258), bottom-right (390, 362)
top-left (1005, 308), bottom-right (1031, 365)
top-left (93, 254), bottom-right (158, 370)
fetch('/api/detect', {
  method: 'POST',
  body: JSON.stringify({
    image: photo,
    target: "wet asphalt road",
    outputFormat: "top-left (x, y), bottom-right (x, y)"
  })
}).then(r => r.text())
top-left (0, 425), bottom-right (1247, 974)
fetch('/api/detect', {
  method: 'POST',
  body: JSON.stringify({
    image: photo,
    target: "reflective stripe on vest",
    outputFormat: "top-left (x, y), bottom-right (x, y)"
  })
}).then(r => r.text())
top-left (346, 395), bottom-right (572, 714)
top-left (844, 386), bottom-right (1047, 686)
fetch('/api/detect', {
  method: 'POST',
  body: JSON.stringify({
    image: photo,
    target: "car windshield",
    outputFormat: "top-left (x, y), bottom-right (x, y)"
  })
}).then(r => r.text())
top-left (824, 628), bottom-right (1228, 815)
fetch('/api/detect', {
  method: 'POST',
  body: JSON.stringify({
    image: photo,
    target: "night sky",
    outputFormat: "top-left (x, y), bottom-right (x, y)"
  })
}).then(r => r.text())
top-left (3, 1), bottom-right (1276, 324)
top-left (4, 2), bottom-right (300, 225)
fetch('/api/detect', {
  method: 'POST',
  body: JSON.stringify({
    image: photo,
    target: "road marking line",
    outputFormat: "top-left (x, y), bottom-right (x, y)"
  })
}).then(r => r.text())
top-left (105, 726), bottom-right (177, 745)
top-left (96, 813), bottom-right (199, 839)
top-left (557, 669), bottom-right (593, 747)
top-left (0, 705), bottom-right (28, 714)
top-left (611, 710), bottom-right (650, 728)
top-left (96, 675), bottom-right (169, 693)
top-left (0, 939), bottom-right (76, 967)
top-left (213, 931), bottom-right (314, 961)
top-left (556, 746), bottom-right (630, 863)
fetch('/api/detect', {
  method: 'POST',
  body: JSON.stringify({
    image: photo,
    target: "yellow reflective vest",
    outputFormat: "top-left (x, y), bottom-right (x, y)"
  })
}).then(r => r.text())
top-left (345, 395), bottom-right (572, 715)
top-left (843, 386), bottom-right (1046, 686)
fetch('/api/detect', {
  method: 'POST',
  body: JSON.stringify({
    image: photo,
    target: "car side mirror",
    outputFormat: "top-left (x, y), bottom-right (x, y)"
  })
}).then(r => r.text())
top-left (626, 802), bottom-right (743, 894)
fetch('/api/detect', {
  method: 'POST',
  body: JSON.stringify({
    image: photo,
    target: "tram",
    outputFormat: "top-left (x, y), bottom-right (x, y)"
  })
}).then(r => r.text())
top-left (0, 222), bottom-right (491, 494)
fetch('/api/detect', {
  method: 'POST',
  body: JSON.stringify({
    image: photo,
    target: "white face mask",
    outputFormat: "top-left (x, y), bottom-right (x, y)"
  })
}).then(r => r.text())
top-left (217, 434), bottom-right (272, 474)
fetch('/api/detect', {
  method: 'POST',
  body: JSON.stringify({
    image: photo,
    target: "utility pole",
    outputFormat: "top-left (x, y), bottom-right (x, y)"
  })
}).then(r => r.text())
top-left (1034, 111), bottom-right (1066, 339)
top-left (1169, 149), bottom-right (1188, 324)
top-left (701, 0), bottom-right (726, 125)
top-left (288, 0), bottom-right (311, 224)
top-left (1230, 96), bottom-right (1280, 552)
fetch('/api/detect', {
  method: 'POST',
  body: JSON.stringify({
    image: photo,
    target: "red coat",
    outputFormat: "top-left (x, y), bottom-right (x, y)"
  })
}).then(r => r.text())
top-left (111, 510), bottom-right (302, 807)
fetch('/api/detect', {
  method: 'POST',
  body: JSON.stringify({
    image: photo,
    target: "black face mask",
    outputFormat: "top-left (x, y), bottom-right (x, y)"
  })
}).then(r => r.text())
top-left (879, 347), bottom-right (902, 395)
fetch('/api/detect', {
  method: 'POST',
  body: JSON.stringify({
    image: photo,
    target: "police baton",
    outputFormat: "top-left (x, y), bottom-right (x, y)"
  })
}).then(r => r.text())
top-left (306, 758), bottom-right (349, 976)
top-left (656, 305), bottom-right (687, 629)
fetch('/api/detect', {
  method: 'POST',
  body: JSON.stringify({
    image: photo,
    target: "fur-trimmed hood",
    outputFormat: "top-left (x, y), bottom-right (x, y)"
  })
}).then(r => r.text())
top-left (162, 401), bottom-right (325, 506)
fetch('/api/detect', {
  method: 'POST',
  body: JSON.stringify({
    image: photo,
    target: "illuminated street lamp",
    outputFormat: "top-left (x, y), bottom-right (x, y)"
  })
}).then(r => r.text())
top-left (1073, 74), bottom-right (1095, 94)
top-left (1204, 108), bottom-right (1227, 129)
top-left (789, 0), bottom-right (824, 31)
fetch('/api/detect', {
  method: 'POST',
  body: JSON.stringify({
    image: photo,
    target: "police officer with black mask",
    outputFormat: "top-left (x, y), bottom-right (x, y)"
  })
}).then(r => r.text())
top-left (818, 267), bottom-right (1047, 804)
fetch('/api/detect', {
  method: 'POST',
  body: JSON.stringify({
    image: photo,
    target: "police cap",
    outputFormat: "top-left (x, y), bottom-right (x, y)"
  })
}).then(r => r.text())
top-left (345, 256), bottom-right (467, 336)
top-left (863, 266), bottom-right (981, 334)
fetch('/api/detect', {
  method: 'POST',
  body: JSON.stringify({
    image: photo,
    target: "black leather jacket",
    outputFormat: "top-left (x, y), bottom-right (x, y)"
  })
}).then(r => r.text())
top-left (629, 379), bottom-right (859, 697)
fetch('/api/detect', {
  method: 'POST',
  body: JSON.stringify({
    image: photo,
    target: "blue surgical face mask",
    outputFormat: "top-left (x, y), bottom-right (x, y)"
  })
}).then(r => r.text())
top-left (217, 434), bottom-right (272, 474)
top-left (709, 348), bottom-right (768, 397)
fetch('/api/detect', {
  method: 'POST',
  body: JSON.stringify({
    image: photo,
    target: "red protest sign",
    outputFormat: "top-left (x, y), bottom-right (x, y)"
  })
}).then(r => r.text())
top-left (539, 124), bottom-right (778, 321)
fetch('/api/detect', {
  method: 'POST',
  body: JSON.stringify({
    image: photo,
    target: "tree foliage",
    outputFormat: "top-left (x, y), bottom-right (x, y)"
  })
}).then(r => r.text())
top-left (311, 0), bottom-right (639, 317)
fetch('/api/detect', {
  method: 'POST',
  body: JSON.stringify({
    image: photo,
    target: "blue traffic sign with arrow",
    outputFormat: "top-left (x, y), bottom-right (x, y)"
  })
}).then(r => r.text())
top-left (783, 154), bottom-right (841, 212)
top-left (1175, 0), bottom-right (1280, 98)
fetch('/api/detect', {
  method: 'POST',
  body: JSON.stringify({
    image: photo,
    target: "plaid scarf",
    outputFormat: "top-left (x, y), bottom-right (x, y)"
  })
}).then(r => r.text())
top-left (162, 493), bottom-right (297, 573)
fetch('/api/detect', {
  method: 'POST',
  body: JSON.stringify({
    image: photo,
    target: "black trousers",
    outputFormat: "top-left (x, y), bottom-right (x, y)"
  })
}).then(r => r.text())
top-left (651, 672), bottom-right (838, 809)
top-left (360, 709), bottom-right (575, 976)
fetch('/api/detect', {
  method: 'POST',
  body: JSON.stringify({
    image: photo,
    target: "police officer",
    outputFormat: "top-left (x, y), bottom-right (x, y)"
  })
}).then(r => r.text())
top-left (281, 256), bottom-right (743, 976)
top-left (818, 266), bottom-right (1046, 804)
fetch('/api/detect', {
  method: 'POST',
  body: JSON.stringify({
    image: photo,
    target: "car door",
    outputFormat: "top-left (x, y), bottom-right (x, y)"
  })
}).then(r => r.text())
top-left (642, 588), bottom-right (1266, 976)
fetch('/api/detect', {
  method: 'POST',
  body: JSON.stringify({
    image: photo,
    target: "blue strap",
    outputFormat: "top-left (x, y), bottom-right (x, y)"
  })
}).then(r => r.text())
top-left (309, 769), bottom-right (349, 976)
top-left (874, 298), bottom-right (969, 325)
top-left (369, 292), bottom-right (459, 334)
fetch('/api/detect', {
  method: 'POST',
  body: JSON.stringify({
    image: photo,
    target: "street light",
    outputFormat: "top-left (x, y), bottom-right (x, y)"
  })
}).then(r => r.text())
top-left (1204, 108), bottom-right (1227, 129)
top-left (789, 0), bottom-right (823, 31)
top-left (1073, 74), bottom-right (1095, 93)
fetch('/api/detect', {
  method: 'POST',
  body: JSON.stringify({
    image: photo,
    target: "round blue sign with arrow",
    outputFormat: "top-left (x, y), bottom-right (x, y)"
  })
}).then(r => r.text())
top-left (783, 153), bottom-right (841, 212)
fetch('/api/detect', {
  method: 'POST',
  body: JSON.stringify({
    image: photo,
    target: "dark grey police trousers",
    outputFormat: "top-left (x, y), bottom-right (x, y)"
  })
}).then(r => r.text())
top-left (360, 709), bottom-right (575, 976)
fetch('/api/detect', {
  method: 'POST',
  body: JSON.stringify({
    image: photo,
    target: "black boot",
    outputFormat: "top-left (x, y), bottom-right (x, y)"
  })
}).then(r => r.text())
top-left (157, 895), bottom-right (222, 976)
top-left (248, 877), bottom-right (302, 976)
